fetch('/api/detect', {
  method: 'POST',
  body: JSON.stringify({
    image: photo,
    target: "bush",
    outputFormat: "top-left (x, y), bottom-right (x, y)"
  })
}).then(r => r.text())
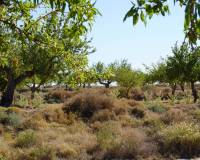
top-left (0, 112), bottom-right (22, 127)
top-left (103, 128), bottom-right (146, 159)
top-left (131, 107), bottom-right (145, 119)
top-left (158, 122), bottom-right (200, 158)
top-left (143, 116), bottom-right (165, 136)
top-left (42, 105), bottom-right (67, 123)
top-left (15, 130), bottom-right (38, 148)
top-left (63, 92), bottom-right (115, 119)
top-left (91, 109), bottom-right (117, 122)
top-left (17, 146), bottom-right (55, 160)
top-left (13, 92), bottom-right (29, 107)
top-left (129, 88), bottom-right (146, 101)
top-left (46, 89), bottom-right (75, 103)
top-left (191, 109), bottom-right (200, 122)
top-left (161, 109), bottom-right (187, 125)
top-left (97, 121), bottom-right (121, 150)
top-left (29, 147), bottom-right (55, 160)
top-left (0, 138), bottom-right (10, 160)
top-left (31, 93), bottom-right (44, 108)
top-left (147, 102), bottom-right (167, 113)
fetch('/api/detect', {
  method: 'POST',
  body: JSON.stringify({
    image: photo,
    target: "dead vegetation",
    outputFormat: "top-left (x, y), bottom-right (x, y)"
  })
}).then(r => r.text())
top-left (1, 87), bottom-right (200, 159)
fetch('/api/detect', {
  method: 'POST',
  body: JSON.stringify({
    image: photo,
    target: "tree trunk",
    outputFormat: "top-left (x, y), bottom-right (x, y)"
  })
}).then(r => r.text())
top-left (0, 78), bottom-right (16, 107)
top-left (171, 83), bottom-right (177, 95)
top-left (31, 83), bottom-right (36, 99)
top-left (0, 70), bottom-right (34, 107)
top-left (180, 83), bottom-right (185, 92)
top-left (191, 82), bottom-right (198, 103)
top-left (105, 83), bottom-right (109, 88)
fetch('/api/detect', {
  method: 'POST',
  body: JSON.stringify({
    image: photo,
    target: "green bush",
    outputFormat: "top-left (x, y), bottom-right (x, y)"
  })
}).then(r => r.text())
top-left (29, 147), bottom-right (55, 160)
top-left (15, 130), bottom-right (38, 148)
top-left (191, 109), bottom-right (200, 122)
top-left (147, 102), bottom-right (167, 113)
top-left (158, 122), bottom-right (200, 158)
top-left (14, 93), bottom-right (29, 107)
top-left (97, 121), bottom-right (121, 150)
top-left (0, 155), bottom-right (7, 160)
top-left (0, 112), bottom-right (22, 127)
top-left (31, 93), bottom-right (44, 108)
top-left (17, 146), bottom-right (55, 160)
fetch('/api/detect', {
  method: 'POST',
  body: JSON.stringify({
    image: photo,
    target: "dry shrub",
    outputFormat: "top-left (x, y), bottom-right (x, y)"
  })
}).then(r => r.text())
top-left (143, 115), bottom-right (165, 136)
top-left (15, 129), bottom-right (38, 148)
top-left (55, 143), bottom-right (78, 158)
top-left (91, 109), bottom-right (117, 122)
top-left (42, 105), bottom-right (67, 123)
top-left (126, 99), bottom-right (141, 107)
top-left (117, 87), bottom-right (129, 98)
top-left (131, 107), bottom-right (145, 119)
top-left (63, 92), bottom-right (115, 119)
top-left (103, 128), bottom-right (147, 160)
top-left (118, 115), bottom-right (141, 127)
top-left (175, 91), bottom-right (186, 100)
top-left (191, 109), bottom-right (200, 122)
top-left (175, 104), bottom-right (200, 112)
top-left (22, 117), bottom-right (48, 130)
top-left (112, 99), bottom-right (131, 116)
top-left (113, 99), bottom-right (145, 116)
top-left (129, 88), bottom-right (146, 101)
top-left (158, 122), bottom-right (200, 158)
top-left (161, 109), bottom-right (187, 125)
top-left (0, 137), bottom-right (11, 160)
top-left (16, 146), bottom-right (55, 160)
top-left (90, 121), bottom-right (103, 131)
top-left (46, 89), bottom-right (76, 103)
top-left (38, 121), bottom-right (97, 159)
top-left (96, 121), bottom-right (121, 151)
top-left (145, 85), bottom-right (161, 100)
top-left (160, 88), bottom-right (171, 100)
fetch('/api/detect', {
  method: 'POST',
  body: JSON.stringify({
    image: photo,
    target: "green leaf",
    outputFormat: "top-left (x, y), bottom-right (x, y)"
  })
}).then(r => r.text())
top-left (133, 13), bottom-right (139, 26)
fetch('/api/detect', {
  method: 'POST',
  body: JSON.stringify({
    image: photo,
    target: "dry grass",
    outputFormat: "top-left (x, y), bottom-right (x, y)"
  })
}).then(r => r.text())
top-left (161, 108), bottom-right (187, 125)
top-left (1, 87), bottom-right (200, 159)
top-left (157, 122), bottom-right (200, 158)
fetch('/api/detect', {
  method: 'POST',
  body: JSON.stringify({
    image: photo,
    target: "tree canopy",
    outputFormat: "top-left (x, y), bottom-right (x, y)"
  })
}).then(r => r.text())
top-left (124, 0), bottom-right (200, 44)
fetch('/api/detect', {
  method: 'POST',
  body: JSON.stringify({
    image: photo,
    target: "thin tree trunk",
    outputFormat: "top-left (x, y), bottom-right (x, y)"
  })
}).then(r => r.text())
top-left (171, 83), bottom-right (177, 96)
top-left (191, 82), bottom-right (198, 103)
top-left (31, 83), bottom-right (36, 99)
top-left (180, 83), bottom-right (185, 92)
top-left (105, 83), bottom-right (109, 88)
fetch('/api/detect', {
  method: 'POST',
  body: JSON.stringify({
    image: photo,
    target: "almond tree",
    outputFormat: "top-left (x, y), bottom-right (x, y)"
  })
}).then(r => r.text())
top-left (166, 43), bottom-right (200, 102)
top-left (0, 0), bottom-right (98, 107)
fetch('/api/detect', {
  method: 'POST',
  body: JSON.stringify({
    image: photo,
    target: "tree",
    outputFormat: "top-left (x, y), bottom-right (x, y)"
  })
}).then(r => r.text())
top-left (124, 0), bottom-right (200, 44)
top-left (145, 60), bottom-right (180, 95)
top-left (92, 62), bottom-right (116, 88)
top-left (0, 1), bottom-right (98, 107)
top-left (166, 43), bottom-right (200, 102)
top-left (115, 60), bottom-right (144, 97)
